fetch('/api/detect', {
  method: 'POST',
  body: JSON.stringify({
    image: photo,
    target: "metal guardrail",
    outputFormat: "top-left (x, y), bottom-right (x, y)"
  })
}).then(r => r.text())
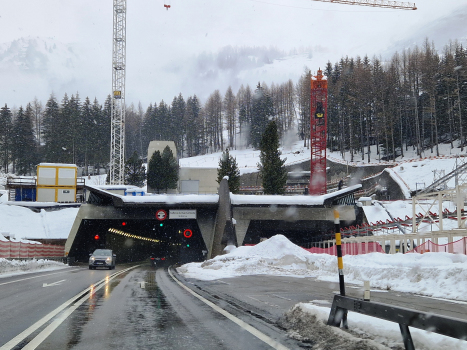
top-left (327, 295), bottom-right (467, 350)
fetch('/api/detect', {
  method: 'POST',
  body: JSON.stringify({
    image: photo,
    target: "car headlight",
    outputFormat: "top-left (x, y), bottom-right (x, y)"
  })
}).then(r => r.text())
top-left (106, 257), bottom-right (112, 262)
top-left (90, 256), bottom-right (95, 261)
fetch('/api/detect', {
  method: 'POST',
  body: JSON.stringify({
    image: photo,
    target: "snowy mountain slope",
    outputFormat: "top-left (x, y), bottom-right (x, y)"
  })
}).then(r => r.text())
top-left (1, 0), bottom-right (466, 108)
top-left (383, 3), bottom-right (467, 58)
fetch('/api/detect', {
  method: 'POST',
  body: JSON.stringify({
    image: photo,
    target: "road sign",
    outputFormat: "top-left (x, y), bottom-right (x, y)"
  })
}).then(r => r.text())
top-left (155, 209), bottom-right (168, 221)
top-left (169, 209), bottom-right (196, 219)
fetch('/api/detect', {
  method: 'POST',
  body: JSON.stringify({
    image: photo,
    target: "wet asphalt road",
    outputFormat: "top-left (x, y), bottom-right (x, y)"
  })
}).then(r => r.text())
top-left (1, 264), bottom-right (299, 350)
top-left (2, 264), bottom-right (467, 349)
top-left (184, 274), bottom-right (467, 323)
top-left (36, 265), bottom-right (295, 350)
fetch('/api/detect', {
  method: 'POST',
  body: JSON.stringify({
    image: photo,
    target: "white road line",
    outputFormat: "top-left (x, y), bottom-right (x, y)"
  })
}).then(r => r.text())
top-left (417, 295), bottom-right (467, 305)
top-left (168, 269), bottom-right (290, 350)
top-left (0, 269), bottom-right (72, 286)
top-left (247, 295), bottom-right (263, 303)
top-left (42, 279), bottom-right (66, 288)
top-left (271, 294), bottom-right (292, 301)
top-left (0, 265), bottom-right (139, 350)
top-left (216, 280), bottom-right (230, 285)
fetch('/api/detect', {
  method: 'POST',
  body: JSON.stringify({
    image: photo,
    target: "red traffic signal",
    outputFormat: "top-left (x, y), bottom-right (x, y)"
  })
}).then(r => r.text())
top-left (183, 229), bottom-right (193, 238)
top-left (94, 234), bottom-right (100, 240)
top-left (122, 222), bottom-right (127, 226)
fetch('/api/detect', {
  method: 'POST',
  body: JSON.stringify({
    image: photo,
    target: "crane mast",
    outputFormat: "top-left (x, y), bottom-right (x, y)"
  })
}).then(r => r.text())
top-left (110, 0), bottom-right (127, 185)
top-left (312, 0), bottom-right (416, 10)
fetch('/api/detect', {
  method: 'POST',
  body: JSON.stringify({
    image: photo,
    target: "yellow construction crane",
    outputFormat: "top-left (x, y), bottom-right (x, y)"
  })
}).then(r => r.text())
top-left (312, 0), bottom-right (417, 10)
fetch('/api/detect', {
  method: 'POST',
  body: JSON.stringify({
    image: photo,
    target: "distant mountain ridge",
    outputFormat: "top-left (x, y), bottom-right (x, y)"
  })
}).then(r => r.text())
top-left (1, 3), bottom-right (466, 108)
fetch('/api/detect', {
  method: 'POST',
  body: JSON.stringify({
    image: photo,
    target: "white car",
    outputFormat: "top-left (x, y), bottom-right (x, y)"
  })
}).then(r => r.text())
top-left (89, 249), bottom-right (116, 270)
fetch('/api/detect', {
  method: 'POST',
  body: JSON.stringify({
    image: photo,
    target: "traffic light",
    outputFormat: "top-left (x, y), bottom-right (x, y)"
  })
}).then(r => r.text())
top-left (121, 222), bottom-right (127, 226)
top-left (179, 229), bottom-right (193, 247)
top-left (94, 234), bottom-right (100, 240)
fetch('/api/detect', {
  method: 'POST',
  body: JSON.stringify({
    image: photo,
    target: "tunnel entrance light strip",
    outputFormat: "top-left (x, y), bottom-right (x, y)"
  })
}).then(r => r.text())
top-left (108, 228), bottom-right (161, 243)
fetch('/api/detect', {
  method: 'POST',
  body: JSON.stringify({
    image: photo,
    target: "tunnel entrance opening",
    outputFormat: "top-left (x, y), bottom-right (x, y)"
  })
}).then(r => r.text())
top-left (70, 219), bottom-right (207, 264)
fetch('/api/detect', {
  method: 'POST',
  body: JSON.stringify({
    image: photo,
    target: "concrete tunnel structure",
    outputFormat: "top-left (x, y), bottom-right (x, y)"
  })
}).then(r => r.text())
top-left (65, 179), bottom-right (362, 264)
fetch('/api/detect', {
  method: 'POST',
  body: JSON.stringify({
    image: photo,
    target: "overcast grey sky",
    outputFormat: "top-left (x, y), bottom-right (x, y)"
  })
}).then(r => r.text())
top-left (0, 0), bottom-right (465, 108)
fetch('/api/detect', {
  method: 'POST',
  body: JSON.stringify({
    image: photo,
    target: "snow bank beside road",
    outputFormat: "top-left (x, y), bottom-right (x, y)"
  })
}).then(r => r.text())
top-left (178, 235), bottom-right (467, 301)
top-left (0, 258), bottom-right (67, 277)
top-left (179, 235), bottom-right (467, 349)
top-left (283, 303), bottom-right (467, 350)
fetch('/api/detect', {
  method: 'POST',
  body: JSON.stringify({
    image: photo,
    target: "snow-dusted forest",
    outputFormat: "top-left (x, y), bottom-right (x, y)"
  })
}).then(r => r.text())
top-left (1, 39), bottom-right (467, 176)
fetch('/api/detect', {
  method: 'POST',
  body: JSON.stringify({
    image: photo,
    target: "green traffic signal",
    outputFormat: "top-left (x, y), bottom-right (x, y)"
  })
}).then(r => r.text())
top-left (160, 223), bottom-right (164, 227)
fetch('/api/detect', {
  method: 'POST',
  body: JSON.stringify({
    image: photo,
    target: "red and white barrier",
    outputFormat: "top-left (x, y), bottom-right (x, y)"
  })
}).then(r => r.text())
top-left (0, 241), bottom-right (65, 258)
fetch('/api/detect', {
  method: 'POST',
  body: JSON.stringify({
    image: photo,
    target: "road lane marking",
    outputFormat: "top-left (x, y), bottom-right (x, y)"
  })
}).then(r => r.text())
top-left (42, 279), bottom-right (66, 288)
top-left (246, 295), bottom-right (280, 309)
top-left (0, 269), bottom-right (73, 286)
top-left (417, 295), bottom-right (467, 305)
top-left (271, 294), bottom-right (292, 301)
top-left (168, 268), bottom-right (290, 350)
top-left (0, 265), bottom-right (139, 350)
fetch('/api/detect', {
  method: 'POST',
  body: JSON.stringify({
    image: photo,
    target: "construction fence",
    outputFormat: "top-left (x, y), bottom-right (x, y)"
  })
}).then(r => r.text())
top-left (308, 237), bottom-right (467, 256)
top-left (304, 242), bottom-right (385, 256)
top-left (0, 240), bottom-right (65, 259)
top-left (406, 237), bottom-right (467, 255)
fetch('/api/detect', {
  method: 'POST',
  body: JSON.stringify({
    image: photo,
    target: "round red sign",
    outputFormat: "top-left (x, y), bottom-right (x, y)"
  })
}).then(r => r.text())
top-left (155, 209), bottom-right (167, 221)
top-left (183, 229), bottom-right (193, 238)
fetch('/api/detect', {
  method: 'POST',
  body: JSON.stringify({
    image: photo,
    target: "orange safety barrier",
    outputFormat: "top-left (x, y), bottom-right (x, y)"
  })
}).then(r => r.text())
top-left (406, 237), bottom-right (467, 255)
top-left (0, 240), bottom-right (65, 258)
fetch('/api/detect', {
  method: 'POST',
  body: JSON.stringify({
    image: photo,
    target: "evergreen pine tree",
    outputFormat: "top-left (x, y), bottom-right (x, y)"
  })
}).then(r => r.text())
top-left (147, 150), bottom-right (164, 193)
top-left (13, 104), bottom-right (38, 175)
top-left (258, 120), bottom-right (287, 194)
top-left (125, 151), bottom-right (145, 187)
top-left (250, 83), bottom-right (274, 148)
top-left (161, 145), bottom-right (179, 191)
top-left (42, 94), bottom-right (61, 162)
top-left (0, 104), bottom-right (13, 172)
top-left (217, 148), bottom-right (240, 193)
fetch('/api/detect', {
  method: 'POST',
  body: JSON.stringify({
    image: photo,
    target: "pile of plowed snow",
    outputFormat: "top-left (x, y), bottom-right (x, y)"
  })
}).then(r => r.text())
top-left (178, 234), bottom-right (467, 301)
top-left (0, 258), bottom-right (67, 276)
top-left (178, 235), bottom-right (321, 279)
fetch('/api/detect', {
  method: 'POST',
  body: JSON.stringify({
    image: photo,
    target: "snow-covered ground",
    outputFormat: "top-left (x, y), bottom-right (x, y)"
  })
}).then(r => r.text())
top-left (0, 205), bottom-right (78, 240)
top-left (178, 235), bottom-right (467, 350)
top-left (0, 258), bottom-right (67, 277)
top-left (179, 139), bottom-right (311, 175)
top-left (329, 142), bottom-right (467, 195)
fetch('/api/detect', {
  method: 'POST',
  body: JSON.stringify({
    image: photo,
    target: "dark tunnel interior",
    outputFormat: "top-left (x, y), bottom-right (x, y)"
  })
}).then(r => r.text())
top-left (69, 219), bottom-right (207, 265)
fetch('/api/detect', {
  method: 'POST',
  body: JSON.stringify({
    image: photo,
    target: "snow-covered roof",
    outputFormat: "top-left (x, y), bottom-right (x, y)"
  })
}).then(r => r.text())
top-left (118, 193), bottom-right (219, 204)
top-left (86, 184), bottom-right (219, 205)
top-left (93, 185), bottom-right (137, 190)
top-left (38, 163), bottom-right (77, 168)
top-left (231, 184), bottom-right (362, 206)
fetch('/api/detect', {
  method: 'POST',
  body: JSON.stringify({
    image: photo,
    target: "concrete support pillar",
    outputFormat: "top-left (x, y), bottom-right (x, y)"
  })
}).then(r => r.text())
top-left (439, 193), bottom-right (443, 231)
top-left (390, 237), bottom-right (396, 254)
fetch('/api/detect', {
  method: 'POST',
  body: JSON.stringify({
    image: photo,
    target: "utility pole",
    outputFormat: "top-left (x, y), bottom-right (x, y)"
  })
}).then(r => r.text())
top-left (110, 0), bottom-right (126, 185)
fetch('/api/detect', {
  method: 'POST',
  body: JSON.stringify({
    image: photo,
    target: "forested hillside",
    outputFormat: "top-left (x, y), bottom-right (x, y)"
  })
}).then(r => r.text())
top-left (0, 38), bottom-right (466, 176)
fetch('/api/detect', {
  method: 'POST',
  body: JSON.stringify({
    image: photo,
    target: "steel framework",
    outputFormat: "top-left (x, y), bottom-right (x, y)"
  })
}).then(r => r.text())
top-left (312, 0), bottom-right (417, 10)
top-left (110, 0), bottom-right (127, 185)
top-left (309, 69), bottom-right (328, 195)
